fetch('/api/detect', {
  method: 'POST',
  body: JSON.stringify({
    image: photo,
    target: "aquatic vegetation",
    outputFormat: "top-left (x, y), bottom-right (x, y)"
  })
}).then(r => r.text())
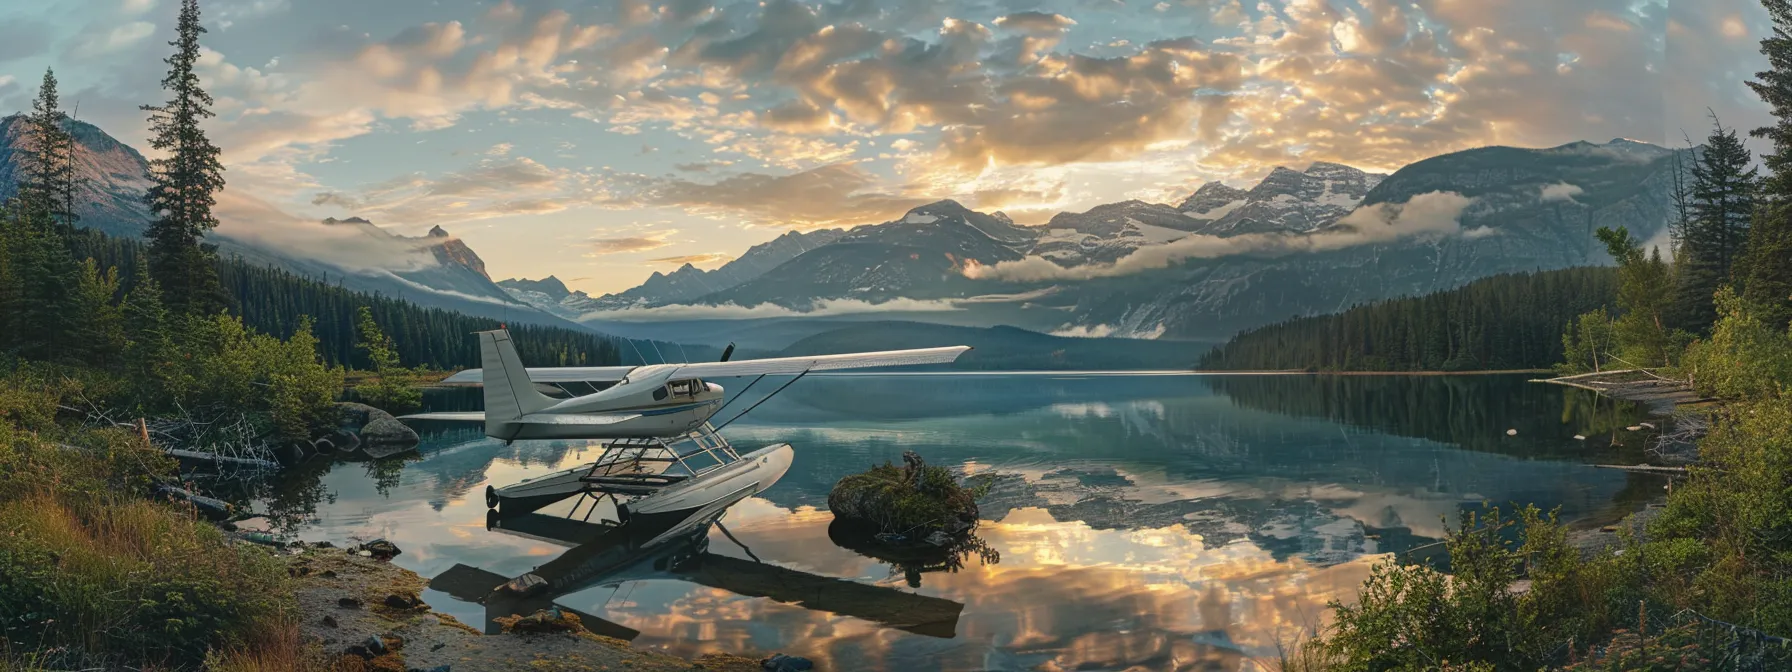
top-left (828, 451), bottom-right (986, 539)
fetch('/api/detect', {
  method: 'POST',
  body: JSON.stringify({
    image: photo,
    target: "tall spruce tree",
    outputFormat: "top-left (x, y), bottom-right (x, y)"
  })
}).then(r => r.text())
top-left (1746, 0), bottom-right (1792, 330)
top-left (1679, 117), bottom-right (1760, 333)
top-left (141, 0), bottom-right (228, 316)
top-left (20, 68), bottom-right (79, 228)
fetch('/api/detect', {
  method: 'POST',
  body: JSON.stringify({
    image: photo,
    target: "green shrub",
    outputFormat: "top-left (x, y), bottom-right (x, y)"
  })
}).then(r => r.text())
top-left (828, 453), bottom-right (986, 536)
top-left (1680, 287), bottom-right (1792, 400)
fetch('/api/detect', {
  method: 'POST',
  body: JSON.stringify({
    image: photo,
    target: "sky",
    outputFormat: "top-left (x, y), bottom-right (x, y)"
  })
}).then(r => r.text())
top-left (0, 0), bottom-right (1774, 295)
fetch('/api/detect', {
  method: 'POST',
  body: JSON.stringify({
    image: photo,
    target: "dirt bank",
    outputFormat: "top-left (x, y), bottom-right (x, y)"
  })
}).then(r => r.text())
top-left (277, 545), bottom-right (762, 672)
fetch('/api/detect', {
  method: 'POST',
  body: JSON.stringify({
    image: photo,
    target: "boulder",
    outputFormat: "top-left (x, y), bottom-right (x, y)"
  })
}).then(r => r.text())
top-left (358, 541), bottom-right (401, 559)
top-left (494, 607), bottom-right (585, 635)
top-left (762, 654), bottom-right (815, 672)
top-left (336, 402), bottom-right (419, 447)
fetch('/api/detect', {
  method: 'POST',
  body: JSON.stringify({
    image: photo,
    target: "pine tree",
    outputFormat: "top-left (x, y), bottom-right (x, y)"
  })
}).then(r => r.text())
top-left (122, 266), bottom-right (182, 404)
top-left (19, 68), bottom-right (79, 228)
top-left (141, 0), bottom-right (228, 316)
top-left (72, 258), bottom-right (127, 368)
top-left (1745, 0), bottom-right (1792, 330)
top-left (1679, 116), bottom-right (1760, 333)
top-left (1598, 226), bottom-right (1678, 367)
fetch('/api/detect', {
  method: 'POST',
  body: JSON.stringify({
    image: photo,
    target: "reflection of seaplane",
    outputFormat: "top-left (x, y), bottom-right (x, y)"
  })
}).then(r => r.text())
top-left (428, 487), bottom-right (965, 639)
top-left (400, 329), bottom-right (969, 524)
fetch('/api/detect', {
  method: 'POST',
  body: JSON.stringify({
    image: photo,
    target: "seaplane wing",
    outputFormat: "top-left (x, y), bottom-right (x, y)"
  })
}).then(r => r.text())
top-left (400, 411), bottom-right (642, 425)
top-left (441, 365), bottom-right (635, 385)
top-left (667, 346), bottom-right (972, 378)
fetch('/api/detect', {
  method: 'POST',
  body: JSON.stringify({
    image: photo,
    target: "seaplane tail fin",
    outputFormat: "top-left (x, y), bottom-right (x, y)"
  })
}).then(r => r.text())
top-left (479, 329), bottom-right (558, 439)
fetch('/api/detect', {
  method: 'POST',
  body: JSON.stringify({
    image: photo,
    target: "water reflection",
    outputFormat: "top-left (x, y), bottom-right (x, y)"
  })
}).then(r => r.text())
top-left (250, 373), bottom-right (1653, 671)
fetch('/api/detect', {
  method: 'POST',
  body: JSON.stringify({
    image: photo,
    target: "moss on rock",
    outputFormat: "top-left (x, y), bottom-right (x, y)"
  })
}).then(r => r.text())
top-left (828, 451), bottom-right (984, 539)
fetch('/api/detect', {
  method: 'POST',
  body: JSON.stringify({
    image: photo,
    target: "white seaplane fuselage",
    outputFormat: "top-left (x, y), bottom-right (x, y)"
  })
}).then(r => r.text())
top-left (488, 366), bottom-right (726, 441)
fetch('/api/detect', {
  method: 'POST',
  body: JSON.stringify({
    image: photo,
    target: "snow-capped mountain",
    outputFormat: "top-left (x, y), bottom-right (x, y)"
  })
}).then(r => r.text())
top-left (1030, 200), bottom-right (1206, 266)
top-left (1179, 162), bottom-right (1388, 236)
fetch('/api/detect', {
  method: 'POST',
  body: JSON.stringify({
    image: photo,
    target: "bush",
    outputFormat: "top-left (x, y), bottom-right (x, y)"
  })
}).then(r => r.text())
top-left (1680, 288), bottom-right (1792, 400)
top-left (828, 452), bottom-right (985, 537)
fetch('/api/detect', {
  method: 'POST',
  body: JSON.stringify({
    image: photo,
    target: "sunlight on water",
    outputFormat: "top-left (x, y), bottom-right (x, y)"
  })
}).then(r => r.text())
top-left (259, 373), bottom-right (1659, 671)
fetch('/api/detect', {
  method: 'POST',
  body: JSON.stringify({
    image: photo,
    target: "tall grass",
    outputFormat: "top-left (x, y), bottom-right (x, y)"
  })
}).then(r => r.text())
top-left (0, 367), bottom-right (311, 670)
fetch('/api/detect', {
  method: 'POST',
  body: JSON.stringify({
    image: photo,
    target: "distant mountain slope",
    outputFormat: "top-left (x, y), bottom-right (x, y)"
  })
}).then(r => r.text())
top-left (0, 116), bottom-right (579, 329)
top-left (777, 321), bottom-right (1208, 370)
top-left (0, 115), bottom-right (154, 237)
top-left (1198, 267), bottom-right (1620, 371)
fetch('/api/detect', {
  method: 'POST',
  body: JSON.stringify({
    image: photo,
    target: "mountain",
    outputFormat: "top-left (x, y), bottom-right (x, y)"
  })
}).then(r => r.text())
top-left (1051, 139), bottom-right (1685, 338)
top-left (682, 200), bottom-right (1037, 308)
top-left (587, 139), bottom-right (1680, 341)
top-left (0, 115), bottom-right (154, 237)
top-left (1179, 162), bottom-right (1388, 236)
top-left (0, 117), bottom-right (577, 328)
top-left (502, 228), bottom-right (850, 318)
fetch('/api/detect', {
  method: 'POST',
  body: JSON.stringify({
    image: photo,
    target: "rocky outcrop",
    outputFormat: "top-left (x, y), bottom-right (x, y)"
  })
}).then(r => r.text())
top-left (335, 402), bottom-right (419, 448)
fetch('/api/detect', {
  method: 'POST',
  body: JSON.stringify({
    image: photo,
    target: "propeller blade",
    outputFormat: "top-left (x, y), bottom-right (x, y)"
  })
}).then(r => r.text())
top-left (719, 342), bottom-right (735, 362)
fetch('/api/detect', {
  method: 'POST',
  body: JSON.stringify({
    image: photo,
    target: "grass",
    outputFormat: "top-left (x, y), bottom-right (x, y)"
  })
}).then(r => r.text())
top-left (0, 367), bottom-right (326, 671)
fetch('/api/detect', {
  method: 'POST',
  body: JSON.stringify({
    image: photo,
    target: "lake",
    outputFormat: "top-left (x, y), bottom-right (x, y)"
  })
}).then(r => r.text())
top-left (254, 373), bottom-right (1659, 671)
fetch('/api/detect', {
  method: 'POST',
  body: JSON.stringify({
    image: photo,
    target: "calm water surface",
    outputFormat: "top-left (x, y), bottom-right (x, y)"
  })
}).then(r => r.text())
top-left (255, 373), bottom-right (1658, 672)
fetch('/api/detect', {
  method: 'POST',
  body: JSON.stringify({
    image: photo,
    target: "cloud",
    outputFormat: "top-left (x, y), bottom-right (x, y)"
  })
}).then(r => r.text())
top-left (965, 191), bottom-right (1476, 281)
top-left (1540, 182), bottom-right (1585, 203)
top-left (0, 19), bottom-right (52, 63)
top-left (647, 252), bottom-right (734, 266)
top-left (310, 156), bottom-right (582, 226)
top-left (212, 187), bottom-right (451, 277)
top-left (578, 296), bottom-right (964, 322)
top-left (607, 162), bottom-right (929, 229)
top-left (993, 12), bottom-right (1078, 35)
top-left (588, 229), bottom-right (678, 255)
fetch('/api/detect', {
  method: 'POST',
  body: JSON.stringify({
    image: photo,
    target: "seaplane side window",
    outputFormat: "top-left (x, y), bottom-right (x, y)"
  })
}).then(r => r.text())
top-left (667, 379), bottom-right (701, 397)
top-left (653, 386), bottom-right (670, 402)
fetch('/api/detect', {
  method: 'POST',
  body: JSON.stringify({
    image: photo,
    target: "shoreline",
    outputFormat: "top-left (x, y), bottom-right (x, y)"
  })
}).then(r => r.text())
top-left (257, 538), bottom-right (768, 671)
top-left (1535, 370), bottom-right (1712, 559)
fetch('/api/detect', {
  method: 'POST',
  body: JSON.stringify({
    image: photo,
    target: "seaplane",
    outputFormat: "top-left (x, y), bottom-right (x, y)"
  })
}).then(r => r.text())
top-left (399, 329), bottom-right (969, 525)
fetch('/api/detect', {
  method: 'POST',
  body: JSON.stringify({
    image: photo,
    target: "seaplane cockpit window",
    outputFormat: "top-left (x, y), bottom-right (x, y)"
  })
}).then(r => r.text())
top-left (667, 379), bottom-right (702, 397)
top-left (652, 386), bottom-right (670, 402)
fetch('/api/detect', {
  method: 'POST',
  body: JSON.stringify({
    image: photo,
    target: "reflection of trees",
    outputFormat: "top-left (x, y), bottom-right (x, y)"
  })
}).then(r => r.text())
top-left (1208, 375), bottom-right (1650, 460)
top-left (259, 458), bottom-right (336, 535)
top-left (827, 519), bottom-right (1000, 588)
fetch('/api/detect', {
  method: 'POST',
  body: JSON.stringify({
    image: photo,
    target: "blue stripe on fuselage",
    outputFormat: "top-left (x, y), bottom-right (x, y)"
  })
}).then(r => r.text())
top-left (637, 400), bottom-right (719, 417)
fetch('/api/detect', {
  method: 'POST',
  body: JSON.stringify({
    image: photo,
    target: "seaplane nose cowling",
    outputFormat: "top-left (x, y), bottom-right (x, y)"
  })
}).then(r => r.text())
top-left (706, 382), bottom-right (724, 395)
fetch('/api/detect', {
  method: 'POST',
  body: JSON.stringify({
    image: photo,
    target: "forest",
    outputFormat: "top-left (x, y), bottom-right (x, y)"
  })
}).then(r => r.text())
top-left (1199, 267), bottom-right (1620, 372)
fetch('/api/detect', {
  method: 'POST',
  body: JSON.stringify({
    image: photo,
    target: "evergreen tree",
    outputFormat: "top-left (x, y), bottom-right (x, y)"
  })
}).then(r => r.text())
top-left (353, 306), bottom-right (421, 412)
top-left (122, 266), bottom-right (182, 404)
top-left (141, 0), bottom-right (228, 316)
top-left (19, 68), bottom-right (79, 228)
top-left (1679, 117), bottom-right (1760, 333)
top-left (1745, 0), bottom-right (1792, 330)
top-left (1598, 226), bottom-right (1679, 367)
top-left (3, 201), bottom-right (82, 363)
top-left (71, 258), bottom-right (127, 369)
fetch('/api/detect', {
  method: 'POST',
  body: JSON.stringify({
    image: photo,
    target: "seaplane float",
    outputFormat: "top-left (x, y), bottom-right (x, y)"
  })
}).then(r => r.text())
top-left (399, 329), bottom-right (970, 526)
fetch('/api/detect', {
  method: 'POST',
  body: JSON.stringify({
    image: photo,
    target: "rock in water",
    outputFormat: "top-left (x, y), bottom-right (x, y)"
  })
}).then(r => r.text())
top-left (336, 402), bottom-right (420, 447)
top-left (762, 654), bottom-right (815, 671)
top-left (361, 539), bottom-right (402, 560)
top-left (828, 451), bottom-right (980, 540)
top-left (1506, 428), bottom-right (1518, 436)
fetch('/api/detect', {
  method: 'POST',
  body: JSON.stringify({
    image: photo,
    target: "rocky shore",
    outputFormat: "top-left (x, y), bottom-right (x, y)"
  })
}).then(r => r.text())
top-left (1538, 370), bottom-right (1711, 560)
top-left (239, 538), bottom-right (780, 672)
